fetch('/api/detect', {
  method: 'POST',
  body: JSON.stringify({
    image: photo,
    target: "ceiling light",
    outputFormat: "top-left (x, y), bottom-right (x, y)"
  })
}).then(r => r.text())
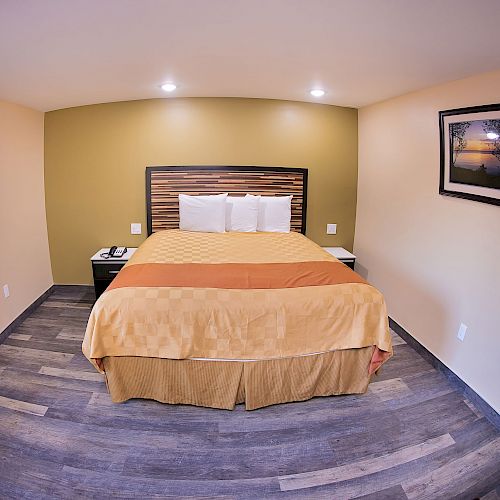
top-left (161, 82), bottom-right (177, 92)
top-left (486, 132), bottom-right (499, 140)
top-left (310, 89), bottom-right (325, 98)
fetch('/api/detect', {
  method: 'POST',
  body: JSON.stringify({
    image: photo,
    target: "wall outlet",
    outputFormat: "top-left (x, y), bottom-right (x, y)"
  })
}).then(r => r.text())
top-left (3, 284), bottom-right (10, 298)
top-left (457, 323), bottom-right (467, 342)
top-left (326, 224), bottom-right (337, 235)
top-left (131, 223), bottom-right (142, 235)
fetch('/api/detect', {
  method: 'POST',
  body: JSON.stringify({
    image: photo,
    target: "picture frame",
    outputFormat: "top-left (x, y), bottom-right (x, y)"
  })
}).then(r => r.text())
top-left (439, 103), bottom-right (500, 206)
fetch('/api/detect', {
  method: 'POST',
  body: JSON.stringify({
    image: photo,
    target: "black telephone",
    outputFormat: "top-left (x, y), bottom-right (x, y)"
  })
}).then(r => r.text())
top-left (102, 246), bottom-right (127, 259)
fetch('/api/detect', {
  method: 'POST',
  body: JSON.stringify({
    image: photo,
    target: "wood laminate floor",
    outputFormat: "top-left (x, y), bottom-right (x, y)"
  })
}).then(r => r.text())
top-left (0, 286), bottom-right (498, 499)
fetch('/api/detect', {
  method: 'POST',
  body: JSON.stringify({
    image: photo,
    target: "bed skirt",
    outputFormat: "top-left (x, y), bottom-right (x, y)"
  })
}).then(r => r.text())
top-left (102, 346), bottom-right (375, 410)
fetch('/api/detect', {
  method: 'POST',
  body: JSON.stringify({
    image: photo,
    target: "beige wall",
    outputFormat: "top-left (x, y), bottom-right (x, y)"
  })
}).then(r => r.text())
top-left (0, 101), bottom-right (53, 332)
top-left (356, 70), bottom-right (500, 412)
top-left (45, 97), bottom-right (358, 284)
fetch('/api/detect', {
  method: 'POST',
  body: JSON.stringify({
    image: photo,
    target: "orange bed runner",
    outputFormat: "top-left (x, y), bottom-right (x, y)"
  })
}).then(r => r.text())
top-left (107, 261), bottom-right (367, 291)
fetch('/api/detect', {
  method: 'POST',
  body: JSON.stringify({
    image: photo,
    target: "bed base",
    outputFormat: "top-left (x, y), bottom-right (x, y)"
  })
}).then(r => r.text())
top-left (103, 347), bottom-right (374, 410)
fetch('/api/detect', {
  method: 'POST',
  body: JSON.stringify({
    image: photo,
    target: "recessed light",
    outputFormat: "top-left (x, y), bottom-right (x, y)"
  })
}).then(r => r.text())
top-left (161, 82), bottom-right (177, 92)
top-left (310, 89), bottom-right (325, 98)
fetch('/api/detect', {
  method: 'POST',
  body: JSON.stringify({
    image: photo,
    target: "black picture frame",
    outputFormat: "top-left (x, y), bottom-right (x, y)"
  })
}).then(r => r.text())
top-left (439, 103), bottom-right (500, 206)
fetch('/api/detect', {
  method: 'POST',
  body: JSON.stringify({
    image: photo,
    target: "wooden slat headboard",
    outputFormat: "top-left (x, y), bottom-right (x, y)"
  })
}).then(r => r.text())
top-left (146, 166), bottom-right (308, 235)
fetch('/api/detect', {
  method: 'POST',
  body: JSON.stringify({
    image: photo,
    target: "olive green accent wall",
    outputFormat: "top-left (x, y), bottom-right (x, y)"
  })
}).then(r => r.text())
top-left (44, 98), bottom-right (358, 284)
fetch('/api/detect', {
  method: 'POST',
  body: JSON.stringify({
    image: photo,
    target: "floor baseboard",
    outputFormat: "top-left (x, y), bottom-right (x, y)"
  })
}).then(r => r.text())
top-left (0, 285), bottom-right (55, 345)
top-left (389, 317), bottom-right (499, 430)
top-left (53, 284), bottom-right (94, 291)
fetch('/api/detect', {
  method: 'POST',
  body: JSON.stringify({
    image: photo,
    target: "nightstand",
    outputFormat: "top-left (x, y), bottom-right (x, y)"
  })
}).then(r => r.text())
top-left (91, 248), bottom-right (137, 300)
top-left (322, 247), bottom-right (356, 270)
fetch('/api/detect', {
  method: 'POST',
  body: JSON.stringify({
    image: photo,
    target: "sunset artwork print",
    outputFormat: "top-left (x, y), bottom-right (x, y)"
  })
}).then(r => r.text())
top-left (449, 119), bottom-right (500, 189)
top-left (440, 103), bottom-right (500, 206)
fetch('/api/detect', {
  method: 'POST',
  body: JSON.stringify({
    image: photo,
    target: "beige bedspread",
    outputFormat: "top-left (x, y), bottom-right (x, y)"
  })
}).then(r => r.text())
top-left (83, 230), bottom-right (392, 373)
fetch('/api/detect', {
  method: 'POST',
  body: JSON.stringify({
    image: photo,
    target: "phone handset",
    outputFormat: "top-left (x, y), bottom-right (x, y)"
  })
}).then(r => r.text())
top-left (101, 246), bottom-right (127, 259)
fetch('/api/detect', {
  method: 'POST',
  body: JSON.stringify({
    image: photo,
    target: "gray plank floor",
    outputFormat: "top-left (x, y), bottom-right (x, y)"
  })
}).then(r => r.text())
top-left (0, 286), bottom-right (498, 499)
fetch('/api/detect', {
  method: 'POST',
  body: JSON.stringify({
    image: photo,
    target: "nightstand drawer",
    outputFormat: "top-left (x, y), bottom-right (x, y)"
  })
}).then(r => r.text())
top-left (92, 262), bottom-right (125, 279)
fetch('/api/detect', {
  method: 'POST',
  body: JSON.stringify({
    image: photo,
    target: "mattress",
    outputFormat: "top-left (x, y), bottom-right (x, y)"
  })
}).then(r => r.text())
top-left (83, 230), bottom-right (392, 377)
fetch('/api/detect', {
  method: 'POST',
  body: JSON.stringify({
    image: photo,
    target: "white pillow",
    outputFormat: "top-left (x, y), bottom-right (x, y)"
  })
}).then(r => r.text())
top-left (257, 195), bottom-right (293, 232)
top-left (225, 195), bottom-right (260, 232)
top-left (179, 193), bottom-right (227, 233)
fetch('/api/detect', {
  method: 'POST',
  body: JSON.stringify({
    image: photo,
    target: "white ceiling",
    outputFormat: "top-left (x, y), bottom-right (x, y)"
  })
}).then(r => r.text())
top-left (1, 0), bottom-right (500, 111)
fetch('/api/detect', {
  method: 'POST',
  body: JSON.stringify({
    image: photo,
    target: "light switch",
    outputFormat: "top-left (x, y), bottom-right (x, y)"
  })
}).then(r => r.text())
top-left (3, 284), bottom-right (10, 298)
top-left (131, 223), bottom-right (142, 235)
top-left (326, 224), bottom-right (337, 235)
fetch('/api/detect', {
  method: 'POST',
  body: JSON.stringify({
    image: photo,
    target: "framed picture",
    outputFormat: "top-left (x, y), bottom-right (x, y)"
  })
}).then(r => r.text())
top-left (439, 103), bottom-right (500, 206)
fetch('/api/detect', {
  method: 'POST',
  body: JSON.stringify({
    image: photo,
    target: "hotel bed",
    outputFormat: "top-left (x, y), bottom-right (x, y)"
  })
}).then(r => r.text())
top-left (82, 166), bottom-right (392, 410)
